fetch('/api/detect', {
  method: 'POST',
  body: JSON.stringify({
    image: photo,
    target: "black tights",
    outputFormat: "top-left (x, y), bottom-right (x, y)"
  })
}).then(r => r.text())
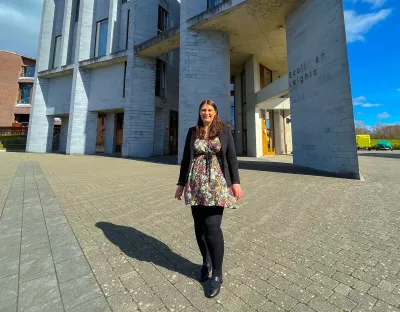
top-left (191, 206), bottom-right (224, 277)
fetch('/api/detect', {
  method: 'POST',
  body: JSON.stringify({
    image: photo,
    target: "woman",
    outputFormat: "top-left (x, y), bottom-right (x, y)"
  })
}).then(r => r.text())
top-left (175, 99), bottom-right (243, 298)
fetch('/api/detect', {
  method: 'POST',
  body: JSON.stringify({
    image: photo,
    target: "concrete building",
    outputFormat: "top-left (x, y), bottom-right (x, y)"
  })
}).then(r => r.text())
top-left (28, 0), bottom-right (360, 179)
top-left (0, 51), bottom-right (36, 127)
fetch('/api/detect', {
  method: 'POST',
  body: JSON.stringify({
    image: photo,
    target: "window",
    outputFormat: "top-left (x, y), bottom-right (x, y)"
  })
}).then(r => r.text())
top-left (125, 10), bottom-right (130, 50)
top-left (122, 0), bottom-right (128, 3)
top-left (155, 59), bottom-right (166, 98)
top-left (75, 0), bottom-right (80, 22)
top-left (21, 66), bottom-right (35, 77)
top-left (53, 35), bottom-right (62, 68)
top-left (95, 19), bottom-right (108, 57)
top-left (123, 61), bottom-right (127, 98)
top-left (18, 84), bottom-right (32, 104)
top-left (230, 77), bottom-right (235, 130)
top-left (158, 6), bottom-right (168, 34)
top-left (207, 0), bottom-right (227, 9)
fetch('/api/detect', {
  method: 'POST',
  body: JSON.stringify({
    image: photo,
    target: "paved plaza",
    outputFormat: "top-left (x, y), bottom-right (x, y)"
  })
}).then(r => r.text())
top-left (0, 151), bottom-right (399, 312)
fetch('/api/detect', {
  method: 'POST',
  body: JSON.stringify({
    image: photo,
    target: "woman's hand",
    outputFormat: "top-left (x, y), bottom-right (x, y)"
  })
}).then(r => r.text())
top-left (175, 185), bottom-right (184, 200)
top-left (232, 184), bottom-right (243, 201)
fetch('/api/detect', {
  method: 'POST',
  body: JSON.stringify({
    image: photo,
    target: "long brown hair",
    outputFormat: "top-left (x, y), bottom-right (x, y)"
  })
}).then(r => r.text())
top-left (195, 99), bottom-right (223, 139)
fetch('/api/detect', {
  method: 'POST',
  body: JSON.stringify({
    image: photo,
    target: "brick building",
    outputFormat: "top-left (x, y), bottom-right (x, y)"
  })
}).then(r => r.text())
top-left (27, 0), bottom-right (360, 178)
top-left (0, 51), bottom-right (36, 127)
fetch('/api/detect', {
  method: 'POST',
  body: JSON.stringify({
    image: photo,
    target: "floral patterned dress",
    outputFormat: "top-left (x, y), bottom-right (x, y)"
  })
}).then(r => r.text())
top-left (184, 138), bottom-right (237, 208)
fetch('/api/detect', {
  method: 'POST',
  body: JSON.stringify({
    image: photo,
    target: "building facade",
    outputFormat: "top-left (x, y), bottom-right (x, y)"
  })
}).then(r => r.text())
top-left (0, 51), bottom-right (36, 127)
top-left (28, 0), bottom-right (360, 179)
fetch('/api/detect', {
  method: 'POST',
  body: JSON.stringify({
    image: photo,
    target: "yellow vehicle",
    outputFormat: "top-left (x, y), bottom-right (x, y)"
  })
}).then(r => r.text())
top-left (356, 134), bottom-right (372, 150)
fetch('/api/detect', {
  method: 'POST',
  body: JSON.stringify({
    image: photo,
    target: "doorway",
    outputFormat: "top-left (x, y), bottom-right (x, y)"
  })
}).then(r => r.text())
top-left (261, 109), bottom-right (275, 156)
top-left (115, 113), bottom-right (124, 153)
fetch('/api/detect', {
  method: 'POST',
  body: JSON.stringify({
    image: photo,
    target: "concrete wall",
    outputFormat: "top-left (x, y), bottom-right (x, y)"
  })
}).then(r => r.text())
top-left (88, 63), bottom-right (125, 111)
top-left (286, 0), bottom-right (359, 178)
top-left (118, 2), bottom-right (131, 51)
top-left (47, 75), bottom-right (73, 115)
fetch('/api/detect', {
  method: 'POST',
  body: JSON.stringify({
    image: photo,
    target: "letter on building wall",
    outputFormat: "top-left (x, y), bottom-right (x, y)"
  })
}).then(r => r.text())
top-left (286, 0), bottom-right (360, 178)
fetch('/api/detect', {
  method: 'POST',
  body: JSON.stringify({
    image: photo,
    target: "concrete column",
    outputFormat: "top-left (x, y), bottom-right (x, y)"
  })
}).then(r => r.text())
top-left (286, 0), bottom-right (359, 178)
top-left (107, 0), bottom-right (120, 54)
top-left (36, 0), bottom-right (56, 72)
top-left (234, 74), bottom-right (243, 155)
top-left (104, 113), bottom-right (116, 154)
top-left (75, 0), bottom-right (95, 62)
top-left (122, 0), bottom-right (158, 158)
top-left (154, 107), bottom-right (165, 156)
top-left (26, 78), bottom-right (54, 153)
top-left (245, 55), bottom-right (261, 157)
top-left (60, 0), bottom-right (73, 66)
top-left (59, 117), bottom-right (69, 153)
top-left (66, 68), bottom-right (97, 154)
top-left (274, 110), bottom-right (284, 154)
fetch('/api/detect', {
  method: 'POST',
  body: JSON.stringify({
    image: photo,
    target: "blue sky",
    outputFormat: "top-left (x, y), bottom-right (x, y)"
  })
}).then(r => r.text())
top-left (0, 0), bottom-right (397, 126)
top-left (344, 0), bottom-right (399, 126)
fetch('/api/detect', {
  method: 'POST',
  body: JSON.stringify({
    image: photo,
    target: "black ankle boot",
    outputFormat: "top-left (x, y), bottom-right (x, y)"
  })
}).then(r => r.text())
top-left (206, 276), bottom-right (223, 298)
top-left (200, 263), bottom-right (210, 282)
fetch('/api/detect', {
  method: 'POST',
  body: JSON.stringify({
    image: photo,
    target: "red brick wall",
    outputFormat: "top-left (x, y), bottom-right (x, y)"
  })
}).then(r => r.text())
top-left (0, 51), bottom-right (35, 127)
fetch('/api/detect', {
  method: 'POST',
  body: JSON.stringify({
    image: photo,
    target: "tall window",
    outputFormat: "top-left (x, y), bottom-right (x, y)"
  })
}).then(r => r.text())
top-left (95, 19), bottom-right (108, 57)
top-left (241, 70), bottom-right (247, 154)
top-left (155, 59), bottom-right (166, 98)
top-left (230, 76), bottom-right (235, 130)
top-left (75, 0), bottom-right (80, 22)
top-left (207, 0), bottom-right (226, 9)
top-left (21, 66), bottom-right (35, 77)
top-left (53, 35), bottom-right (62, 68)
top-left (158, 6), bottom-right (168, 34)
top-left (125, 10), bottom-right (130, 50)
top-left (123, 61), bottom-right (127, 98)
top-left (18, 84), bottom-right (32, 104)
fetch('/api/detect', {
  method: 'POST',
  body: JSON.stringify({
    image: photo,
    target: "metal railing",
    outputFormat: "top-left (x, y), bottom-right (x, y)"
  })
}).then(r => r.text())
top-left (0, 127), bottom-right (28, 136)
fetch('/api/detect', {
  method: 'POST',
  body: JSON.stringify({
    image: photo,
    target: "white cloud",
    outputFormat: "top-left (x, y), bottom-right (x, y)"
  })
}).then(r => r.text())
top-left (353, 96), bottom-right (383, 107)
top-left (344, 8), bottom-right (392, 43)
top-left (377, 112), bottom-right (390, 119)
top-left (351, 0), bottom-right (387, 8)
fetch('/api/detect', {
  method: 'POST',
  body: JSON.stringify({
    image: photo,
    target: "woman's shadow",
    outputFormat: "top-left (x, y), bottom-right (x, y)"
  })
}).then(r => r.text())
top-left (95, 222), bottom-right (208, 291)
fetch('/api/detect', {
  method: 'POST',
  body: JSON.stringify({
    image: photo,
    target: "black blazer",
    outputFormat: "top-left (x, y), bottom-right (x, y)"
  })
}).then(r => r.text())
top-left (178, 125), bottom-right (240, 187)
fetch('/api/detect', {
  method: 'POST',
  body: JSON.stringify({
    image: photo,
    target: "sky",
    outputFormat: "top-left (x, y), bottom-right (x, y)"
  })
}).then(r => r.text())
top-left (0, 0), bottom-right (398, 126)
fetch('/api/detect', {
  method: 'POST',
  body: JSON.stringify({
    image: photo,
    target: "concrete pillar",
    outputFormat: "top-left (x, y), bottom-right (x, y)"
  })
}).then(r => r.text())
top-left (154, 107), bottom-right (165, 156)
top-left (245, 55), bottom-right (261, 157)
top-left (60, 0), bottom-right (73, 66)
top-left (107, 0), bottom-right (120, 54)
top-left (274, 110), bottom-right (284, 155)
top-left (26, 78), bottom-right (54, 153)
top-left (234, 74), bottom-right (243, 155)
top-left (286, 0), bottom-right (359, 178)
top-left (104, 113), bottom-right (116, 154)
top-left (36, 0), bottom-right (56, 72)
top-left (59, 117), bottom-right (69, 153)
top-left (75, 0), bottom-right (95, 62)
top-left (66, 69), bottom-right (97, 154)
top-left (122, 0), bottom-right (158, 158)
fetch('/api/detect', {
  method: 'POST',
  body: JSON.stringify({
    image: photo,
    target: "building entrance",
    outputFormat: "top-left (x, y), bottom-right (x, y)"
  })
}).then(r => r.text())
top-left (261, 110), bottom-right (275, 156)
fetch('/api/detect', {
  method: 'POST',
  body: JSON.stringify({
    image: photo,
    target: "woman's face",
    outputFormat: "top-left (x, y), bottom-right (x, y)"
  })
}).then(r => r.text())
top-left (200, 104), bottom-right (217, 124)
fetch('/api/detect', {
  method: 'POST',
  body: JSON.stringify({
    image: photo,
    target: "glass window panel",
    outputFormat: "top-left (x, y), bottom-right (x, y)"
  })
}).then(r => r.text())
top-left (26, 66), bottom-right (35, 77)
top-left (95, 19), bottom-right (108, 57)
top-left (53, 36), bottom-right (61, 68)
top-left (19, 84), bottom-right (32, 104)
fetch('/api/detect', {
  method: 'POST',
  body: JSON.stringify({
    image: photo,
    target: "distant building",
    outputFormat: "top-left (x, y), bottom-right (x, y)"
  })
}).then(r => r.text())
top-left (0, 51), bottom-right (36, 127)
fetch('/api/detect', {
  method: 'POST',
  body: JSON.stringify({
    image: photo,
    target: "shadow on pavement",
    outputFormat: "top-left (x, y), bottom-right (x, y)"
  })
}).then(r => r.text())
top-left (358, 152), bottom-right (400, 159)
top-left (95, 221), bottom-right (208, 292)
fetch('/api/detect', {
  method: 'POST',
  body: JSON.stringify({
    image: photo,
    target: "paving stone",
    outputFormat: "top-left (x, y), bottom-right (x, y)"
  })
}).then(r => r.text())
top-left (0, 297), bottom-right (17, 312)
top-left (51, 242), bottom-right (83, 263)
top-left (373, 300), bottom-right (400, 312)
top-left (327, 293), bottom-right (357, 311)
top-left (308, 296), bottom-right (340, 312)
top-left (20, 256), bottom-right (55, 283)
top-left (18, 274), bottom-right (60, 310)
top-left (0, 275), bottom-right (18, 303)
top-left (367, 286), bottom-right (400, 307)
top-left (21, 297), bottom-right (64, 312)
top-left (377, 280), bottom-right (396, 292)
top-left (290, 303), bottom-right (315, 312)
top-left (107, 291), bottom-right (139, 312)
top-left (66, 296), bottom-right (111, 312)
top-left (347, 289), bottom-right (377, 308)
top-left (267, 289), bottom-right (298, 310)
top-left (284, 284), bottom-right (315, 304)
top-left (354, 280), bottom-right (372, 293)
top-left (59, 274), bottom-right (103, 310)
top-left (20, 242), bottom-right (52, 264)
top-left (0, 258), bottom-right (19, 279)
top-left (55, 256), bottom-right (92, 282)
